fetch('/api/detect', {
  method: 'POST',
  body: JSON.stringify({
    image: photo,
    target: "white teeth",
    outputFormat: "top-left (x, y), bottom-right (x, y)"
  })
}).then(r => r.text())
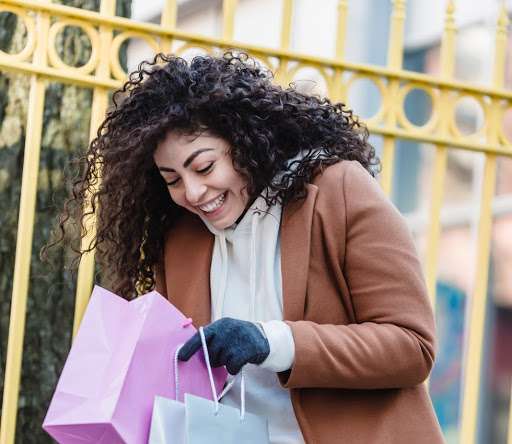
top-left (199, 193), bottom-right (225, 212)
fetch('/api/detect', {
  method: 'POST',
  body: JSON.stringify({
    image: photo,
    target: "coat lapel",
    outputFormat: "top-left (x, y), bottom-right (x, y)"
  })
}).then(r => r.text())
top-left (280, 184), bottom-right (318, 321)
top-left (163, 215), bottom-right (213, 327)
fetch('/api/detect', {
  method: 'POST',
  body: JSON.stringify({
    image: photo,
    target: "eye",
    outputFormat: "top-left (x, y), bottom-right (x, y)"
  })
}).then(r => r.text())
top-left (166, 177), bottom-right (180, 187)
top-left (197, 162), bottom-right (214, 174)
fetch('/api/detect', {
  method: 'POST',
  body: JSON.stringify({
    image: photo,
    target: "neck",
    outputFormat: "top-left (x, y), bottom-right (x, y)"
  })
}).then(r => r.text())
top-left (234, 196), bottom-right (258, 225)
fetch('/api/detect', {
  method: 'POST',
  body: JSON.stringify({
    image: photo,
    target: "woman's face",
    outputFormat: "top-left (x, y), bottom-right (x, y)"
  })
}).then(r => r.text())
top-left (153, 130), bottom-right (249, 230)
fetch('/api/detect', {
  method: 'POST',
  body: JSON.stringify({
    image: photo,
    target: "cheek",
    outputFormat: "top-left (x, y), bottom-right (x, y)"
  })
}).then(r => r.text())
top-left (222, 167), bottom-right (246, 193)
top-left (231, 174), bottom-right (248, 200)
top-left (168, 189), bottom-right (186, 207)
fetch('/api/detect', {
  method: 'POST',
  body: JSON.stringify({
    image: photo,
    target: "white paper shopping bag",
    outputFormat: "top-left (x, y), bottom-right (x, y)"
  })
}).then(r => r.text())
top-left (185, 390), bottom-right (269, 444)
top-left (148, 396), bottom-right (186, 444)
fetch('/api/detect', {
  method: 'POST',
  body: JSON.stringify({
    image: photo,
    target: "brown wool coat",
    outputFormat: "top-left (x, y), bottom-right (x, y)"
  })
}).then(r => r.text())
top-left (155, 160), bottom-right (445, 443)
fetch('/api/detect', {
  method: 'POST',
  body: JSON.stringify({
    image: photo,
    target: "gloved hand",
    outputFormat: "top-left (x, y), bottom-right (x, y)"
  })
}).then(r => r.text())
top-left (177, 317), bottom-right (270, 375)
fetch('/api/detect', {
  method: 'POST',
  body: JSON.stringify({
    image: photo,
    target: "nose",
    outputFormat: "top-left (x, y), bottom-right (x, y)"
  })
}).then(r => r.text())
top-left (184, 177), bottom-right (207, 206)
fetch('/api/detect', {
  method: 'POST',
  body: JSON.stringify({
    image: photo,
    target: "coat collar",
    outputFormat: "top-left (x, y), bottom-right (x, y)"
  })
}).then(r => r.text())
top-left (164, 184), bottom-right (318, 326)
top-left (162, 215), bottom-right (213, 327)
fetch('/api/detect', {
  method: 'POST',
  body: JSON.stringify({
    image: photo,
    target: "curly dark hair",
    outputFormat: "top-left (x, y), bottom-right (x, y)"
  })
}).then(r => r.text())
top-left (43, 51), bottom-right (379, 299)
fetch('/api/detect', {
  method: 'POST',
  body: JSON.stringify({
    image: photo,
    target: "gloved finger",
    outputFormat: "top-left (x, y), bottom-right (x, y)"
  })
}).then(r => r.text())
top-left (208, 341), bottom-right (229, 368)
top-left (226, 356), bottom-right (243, 375)
top-left (177, 332), bottom-right (203, 361)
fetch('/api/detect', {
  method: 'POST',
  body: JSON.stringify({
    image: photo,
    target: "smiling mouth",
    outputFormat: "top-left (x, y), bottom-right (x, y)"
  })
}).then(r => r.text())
top-left (198, 192), bottom-right (227, 213)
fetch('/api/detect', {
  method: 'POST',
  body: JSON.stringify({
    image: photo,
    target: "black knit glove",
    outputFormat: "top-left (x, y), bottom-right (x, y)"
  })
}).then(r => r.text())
top-left (177, 317), bottom-right (270, 375)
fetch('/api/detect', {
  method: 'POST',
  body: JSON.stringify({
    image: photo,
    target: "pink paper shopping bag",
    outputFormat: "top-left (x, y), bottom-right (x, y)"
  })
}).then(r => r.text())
top-left (43, 285), bottom-right (227, 444)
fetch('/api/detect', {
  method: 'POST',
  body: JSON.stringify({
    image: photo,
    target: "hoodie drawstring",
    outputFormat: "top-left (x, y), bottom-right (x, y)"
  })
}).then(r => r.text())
top-left (213, 212), bottom-right (260, 322)
top-left (249, 214), bottom-right (259, 321)
top-left (213, 232), bottom-right (229, 321)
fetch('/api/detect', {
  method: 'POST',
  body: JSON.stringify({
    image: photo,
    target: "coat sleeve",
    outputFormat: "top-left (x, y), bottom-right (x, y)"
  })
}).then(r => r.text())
top-left (279, 161), bottom-right (436, 390)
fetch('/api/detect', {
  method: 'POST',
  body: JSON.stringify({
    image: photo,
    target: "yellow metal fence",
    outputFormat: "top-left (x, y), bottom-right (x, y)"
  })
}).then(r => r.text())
top-left (0, 0), bottom-right (511, 443)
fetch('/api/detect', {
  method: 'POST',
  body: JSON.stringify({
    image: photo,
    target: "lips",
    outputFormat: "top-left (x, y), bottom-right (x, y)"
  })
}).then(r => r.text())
top-left (198, 192), bottom-right (226, 213)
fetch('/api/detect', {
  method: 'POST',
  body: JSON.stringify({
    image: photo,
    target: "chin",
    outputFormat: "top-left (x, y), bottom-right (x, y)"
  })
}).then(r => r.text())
top-left (214, 213), bottom-right (241, 229)
top-left (212, 220), bottom-right (234, 230)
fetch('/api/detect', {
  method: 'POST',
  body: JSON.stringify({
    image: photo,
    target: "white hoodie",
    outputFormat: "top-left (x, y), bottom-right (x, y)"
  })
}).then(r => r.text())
top-left (200, 192), bottom-right (305, 444)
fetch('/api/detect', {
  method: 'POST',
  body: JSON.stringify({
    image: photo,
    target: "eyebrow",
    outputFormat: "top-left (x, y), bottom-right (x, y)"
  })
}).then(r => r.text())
top-left (158, 148), bottom-right (214, 172)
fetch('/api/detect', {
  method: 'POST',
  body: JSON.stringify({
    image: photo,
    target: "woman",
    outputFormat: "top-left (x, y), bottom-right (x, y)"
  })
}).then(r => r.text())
top-left (47, 52), bottom-right (444, 443)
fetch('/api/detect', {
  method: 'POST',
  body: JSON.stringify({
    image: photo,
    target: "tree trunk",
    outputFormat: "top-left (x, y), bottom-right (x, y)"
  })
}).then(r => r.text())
top-left (0, 1), bottom-right (131, 441)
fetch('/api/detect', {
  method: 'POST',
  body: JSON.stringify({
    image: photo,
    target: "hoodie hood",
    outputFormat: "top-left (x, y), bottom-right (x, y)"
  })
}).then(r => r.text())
top-left (199, 148), bottom-right (326, 321)
top-left (200, 189), bottom-right (282, 322)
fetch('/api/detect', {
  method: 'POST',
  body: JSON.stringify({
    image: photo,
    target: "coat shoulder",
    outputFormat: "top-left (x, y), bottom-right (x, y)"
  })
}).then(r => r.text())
top-left (312, 159), bottom-right (373, 188)
top-left (311, 160), bottom-right (378, 208)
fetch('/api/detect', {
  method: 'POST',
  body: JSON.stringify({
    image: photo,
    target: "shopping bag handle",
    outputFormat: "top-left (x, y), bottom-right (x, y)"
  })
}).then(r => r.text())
top-left (173, 343), bottom-right (184, 401)
top-left (173, 327), bottom-right (246, 419)
top-left (173, 342), bottom-right (216, 407)
top-left (198, 327), bottom-right (221, 413)
top-left (216, 368), bottom-right (246, 420)
top-left (172, 331), bottom-right (223, 411)
top-left (199, 327), bottom-right (246, 420)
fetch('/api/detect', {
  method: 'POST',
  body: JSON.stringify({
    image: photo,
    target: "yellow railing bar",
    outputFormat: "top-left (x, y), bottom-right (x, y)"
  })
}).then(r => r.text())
top-left (0, 7), bottom-right (49, 444)
top-left (459, 153), bottom-right (497, 444)
top-left (423, 146), bottom-right (446, 305)
top-left (280, 0), bottom-right (293, 51)
top-left (160, 0), bottom-right (177, 54)
top-left (439, 0), bottom-right (456, 81)
top-left (2, 0), bottom-right (512, 100)
top-left (380, 0), bottom-right (406, 196)
top-left (424, 0), bottom-right (456, 312)
top-left (421, 0), bottom-right (456, 388)
top-left (274, 0), bottom-right (294, 87)
top-left (366, 125), bottom-right (512, 157)
top-left (387, 0), bottom-right (406, 70)
top-left (331, 0), bottom-right (348, 103)
top-left (72, 0), bottom-right (115, 337)
top-left (222, 0), bottom-right (237, 41)
top-left (460, 3), bottom-right (507, 442)
top-left (0, 57), bottom-right (121, 89)
top-left (493, 3), bottom-right (508, 89)
top-left (491, 4), bottom-right (512, 444)
top-left (335, 0), bottom-right (348, 61)
top-left (379, 137), bottom-right (396, 195)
